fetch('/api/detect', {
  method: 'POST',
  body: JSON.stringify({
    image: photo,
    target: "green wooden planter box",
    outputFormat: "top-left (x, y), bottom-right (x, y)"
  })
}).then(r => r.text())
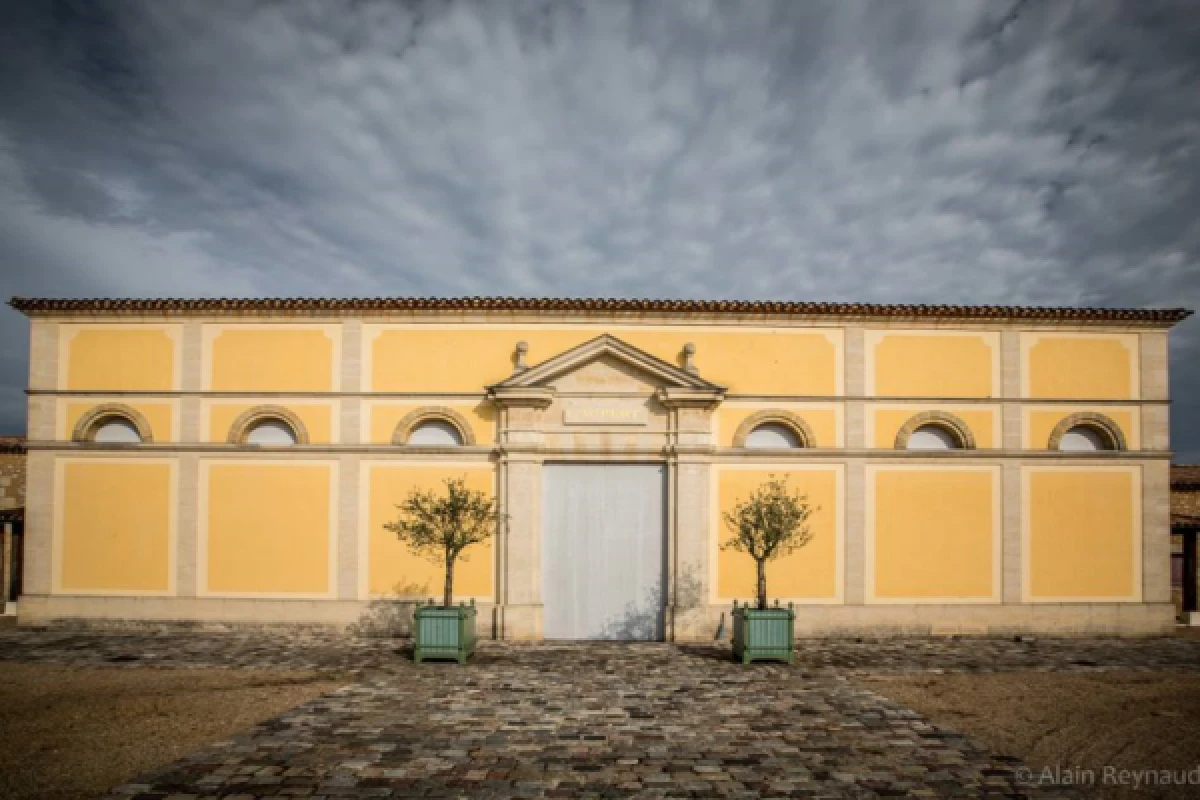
top-left (413, 601), bottom-right (477, 664)
top-left (731, 601), bottom-right (795, 664)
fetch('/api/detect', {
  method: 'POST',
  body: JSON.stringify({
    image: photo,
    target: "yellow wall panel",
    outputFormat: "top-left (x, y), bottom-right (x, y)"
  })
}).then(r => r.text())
top-left (872, 333), bottom-right (995, 397)
top-left (60, 461), bottom-right (172, 592)
top-left (64, 327), bottom-right (177, 391)
top-left (204, 463), bottom-right (333, 594)
top-left (367, 466), bottom-right (495, 598)
top-left (369, 403), bottom-right (497, 445)
top-left (1026, 335), bottom-right (1136, 399)
top-left (65, 402), bottom-right (174, 442)
top-left (1027, 409), bottom-right (1137, 450)
top-left (717, 407), bottom-right (838, 448)
top-left (871, 469), bottom-right (996, 600)
top-left (369, 327), bottom-right (840, 395)
top-left (716, 468), bottom-right (839, 601)
top-left (872, 408), bottom-right (996, 449)
top-left (1027, 469), bottom-right (1138, 600)
top-left (208, 403), bottom-right (333, 444)
top-left (208, 327), bottom-right (336, 391)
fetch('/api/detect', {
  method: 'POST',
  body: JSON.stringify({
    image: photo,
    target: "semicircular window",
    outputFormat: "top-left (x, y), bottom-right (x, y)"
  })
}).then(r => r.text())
top-left (92, 417), bottom-right (143, 443)
top-left (745, 422), bottom-right (801, 449)
top-left (245, 419), bottom-right (299, 446)
top-left (408, 420), bottom-right (464, 446)
top-left (1058, 425), bottom-right (1112, 452)
top-left (906, 423), bottom-right (961, 451)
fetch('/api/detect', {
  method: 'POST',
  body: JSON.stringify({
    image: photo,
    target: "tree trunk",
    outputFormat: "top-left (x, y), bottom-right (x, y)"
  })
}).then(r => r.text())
top-left (444, 557), bottom-right (454, 609)
top-left (756, 559), bottom-right (767, 610)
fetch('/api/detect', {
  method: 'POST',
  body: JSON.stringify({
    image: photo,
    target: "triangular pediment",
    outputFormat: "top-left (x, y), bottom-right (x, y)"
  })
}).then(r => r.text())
top-left (488, 335), bottom-right (725, 394)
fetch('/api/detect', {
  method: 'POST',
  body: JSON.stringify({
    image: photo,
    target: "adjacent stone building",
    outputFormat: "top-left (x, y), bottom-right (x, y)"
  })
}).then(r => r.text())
top-left (0, 436), bottom-right (26, 615)
top-left (1172, 464), bottom-right (1200, 624)
top-left (8, 296), bottom-right (1192, 637)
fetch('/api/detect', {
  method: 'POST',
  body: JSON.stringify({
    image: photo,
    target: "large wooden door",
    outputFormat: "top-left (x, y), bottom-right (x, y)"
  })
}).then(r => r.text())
top-left (541, 464), bottom-right (666, 640)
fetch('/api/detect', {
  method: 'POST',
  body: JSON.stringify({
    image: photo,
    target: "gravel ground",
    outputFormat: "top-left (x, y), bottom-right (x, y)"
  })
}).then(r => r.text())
top-left (0, 663), bottom-right (344, 800)
top-left (864, 670), bottom-right (1200, 799)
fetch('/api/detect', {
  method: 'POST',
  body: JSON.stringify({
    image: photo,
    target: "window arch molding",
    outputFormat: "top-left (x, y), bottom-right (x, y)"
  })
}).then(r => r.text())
top-left (732, 410), bottom-right (816, 449)
top-left (72, 403), bottom-right (154, 443)
top-left (894, 411), bottom-right (976, 450)
top-left (227, 405), bottom-right (309, 445)
top-left (1047, 412), bottom-right (1126, 452)
top-left (392, 407), bottom-right (476, 446)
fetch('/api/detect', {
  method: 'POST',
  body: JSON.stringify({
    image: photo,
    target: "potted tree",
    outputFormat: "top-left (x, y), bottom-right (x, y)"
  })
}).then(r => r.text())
top-left (385, 477), bottom-right (500, 663)
top-left (723, 476), bottom-right (817, 664)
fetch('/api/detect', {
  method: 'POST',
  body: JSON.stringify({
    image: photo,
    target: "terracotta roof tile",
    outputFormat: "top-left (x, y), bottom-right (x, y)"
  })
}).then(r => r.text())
top-left (7, 296), bottom-right (1193, 324)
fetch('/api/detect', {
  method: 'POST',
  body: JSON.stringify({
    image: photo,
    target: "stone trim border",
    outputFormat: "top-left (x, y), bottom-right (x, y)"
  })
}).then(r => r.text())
top-left (226, 405), bottom-right (310, 445)
top-left (1047, 411), bottom-right (1127, 451)
top-left (391, 406), bottom-right (476, 446)
top-left (71, 403), bottom-right (155, 443)
top-left (893, 411), bottom-right (976, 450)
top-left (731, 410), bottom-right (817, 448)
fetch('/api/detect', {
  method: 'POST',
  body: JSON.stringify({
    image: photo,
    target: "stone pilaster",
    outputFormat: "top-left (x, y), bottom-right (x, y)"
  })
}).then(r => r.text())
top-left (671, 456), bottom-right (712, 640)
top-left (180, 322), bottom-right (202, 442)
top-left (337, 455), bottom-right (360, 600)
top-left (500, 456), bottom-right (543, 639)
top-left (339, 319), bottom-right (362, 445)
top-left (1140, 331), bottom-right (1168, 402)
top-left (1000, 330), bottom-right (1022, 449)
top-left (27, 320), bottom-right (58, 441)
top-left (844, 460), bottom-right (866, 604)
top-left (20, 450), bottom-right (54, 597)
top-left (1142, 460), bottom-right (1170, 603)
top-left (176, 453), bottom-right (199, 596)
top-left (844, 326), bottom-right (865, 449)
top-left (1002, 463), bottom-right (1022, 603)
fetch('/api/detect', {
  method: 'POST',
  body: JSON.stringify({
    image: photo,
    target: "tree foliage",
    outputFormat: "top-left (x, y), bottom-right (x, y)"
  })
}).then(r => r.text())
top-left (385, 477), bottom-right (500, 608)
top-left (721, 476), bottom-right (817, 609)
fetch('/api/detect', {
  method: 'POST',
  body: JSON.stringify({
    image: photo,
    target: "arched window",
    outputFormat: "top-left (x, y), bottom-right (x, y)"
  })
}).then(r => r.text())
top-left (92, 418), bottom-right (143, 443)
top-left (1048, 413), bottom-right (1125, 452)
top-left (1059, 426), bottom-right (1109, 452)
top-left (906, 424), bottom-right (961, 451)
top-left (392, 407), bottom-right (476, 446)
top-left (72, 404), bottom-right (154, 443)
top-left (894, 411), bottom-right (975, 450)
top-left (745, 423), bottom-right (801, 449)
top-left (227, 406), bottom-right (310, 445)
top-left (731, 411), bottom-right (816, 449)
top-left (244, 419), bottom-right (299, 446)
top-left (408, 420), bottom-right (465, 446)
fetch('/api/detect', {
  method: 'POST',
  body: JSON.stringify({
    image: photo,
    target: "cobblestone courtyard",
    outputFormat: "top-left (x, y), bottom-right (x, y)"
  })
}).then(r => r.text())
top-left (3, 630), bottom-right (1200, 798)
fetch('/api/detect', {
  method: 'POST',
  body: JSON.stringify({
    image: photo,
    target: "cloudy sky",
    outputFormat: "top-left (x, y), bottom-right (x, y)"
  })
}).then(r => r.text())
top-left (0, 0), bottom-right (1197, 456)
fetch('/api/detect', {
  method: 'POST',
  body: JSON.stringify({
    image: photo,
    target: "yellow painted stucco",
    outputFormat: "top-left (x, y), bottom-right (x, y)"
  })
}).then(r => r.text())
top-left (871, 468), bottom-right (997, 600)
top-left (207, 402), bottom-right (334, 444)
top-left (366, 465), bottom-right (495, 598)
top-left (872, 408), bottom-right (996, 449)
top-left (64, 402), bottom-right (175, 442)
top-left (1025, 335), bottom-right (1136, 399)
top-left (63, 326), bottom-right (178, 391)
top-left (1027, 408), bottom-right (1138, 450)
top-left (1027, 469), bottom-right (1138, 600)
top-left (369, 327), bottom-right (840, 395)
top-left (871, 332), bottom-right (995, 397)
top-left (716, 468), bottom-right (840, 601)
top-left (204, 463), bottom-right (334, 595)
top-left (208, 327), bottom-right (336, 391)
top-left (59, 461), bottom-right (173, 592)
top-left (369, 403), bottom-right (497, 445)
top-left (717, 407), bottom-right (838, 448)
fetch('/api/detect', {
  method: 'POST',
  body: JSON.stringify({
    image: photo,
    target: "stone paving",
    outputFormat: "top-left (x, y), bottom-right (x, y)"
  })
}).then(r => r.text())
top-left (3, 629), bottom-right (1200, 798)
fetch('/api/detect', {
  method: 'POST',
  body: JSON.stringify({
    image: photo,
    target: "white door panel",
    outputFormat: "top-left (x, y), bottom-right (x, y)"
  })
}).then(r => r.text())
top-left (542, 464), bottom-right (666, 640)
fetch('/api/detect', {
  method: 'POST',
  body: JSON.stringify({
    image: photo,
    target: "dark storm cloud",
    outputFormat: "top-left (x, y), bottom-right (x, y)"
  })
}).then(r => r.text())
top-left (0, 0), bottom-right (1197, 455)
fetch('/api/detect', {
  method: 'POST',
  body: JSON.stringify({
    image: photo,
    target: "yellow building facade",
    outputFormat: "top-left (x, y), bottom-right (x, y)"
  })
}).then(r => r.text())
top-left (10, 297), bottom-right (1190, 637)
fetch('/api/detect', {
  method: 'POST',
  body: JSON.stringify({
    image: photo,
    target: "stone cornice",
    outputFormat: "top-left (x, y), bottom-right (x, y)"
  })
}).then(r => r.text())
top-left (10, 296), bottom-right (1192, 327)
